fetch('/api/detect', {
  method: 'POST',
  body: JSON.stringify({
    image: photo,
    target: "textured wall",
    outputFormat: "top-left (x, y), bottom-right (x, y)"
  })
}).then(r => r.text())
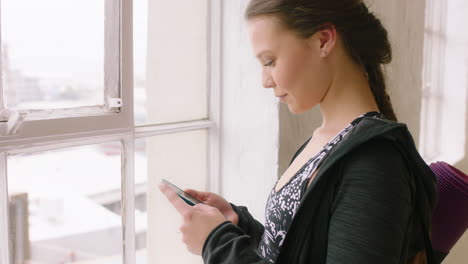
top-left (365, 0), bottom-right (425, 140)
top-left (278, 105), bottom-right (320, 176)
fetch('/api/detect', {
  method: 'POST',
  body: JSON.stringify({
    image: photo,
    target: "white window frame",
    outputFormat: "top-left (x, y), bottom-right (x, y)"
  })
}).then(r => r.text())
top-left (420, 0), bottom-right (468, 165)
top-left (419, 0), bottom-right (447, 162)
top-left (0, 0), bottom-right (129, 147)
top-left (0, 0), bottom-right (222, 263)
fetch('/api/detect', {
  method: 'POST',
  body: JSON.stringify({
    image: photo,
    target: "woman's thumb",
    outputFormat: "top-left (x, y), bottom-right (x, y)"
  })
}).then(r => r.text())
top-left (184, 189), bottom-right (209, 200)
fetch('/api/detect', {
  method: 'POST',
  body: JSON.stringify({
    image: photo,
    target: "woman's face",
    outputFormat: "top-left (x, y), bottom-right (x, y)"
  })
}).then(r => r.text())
top-left (247, 15), bottom-right (332, 114)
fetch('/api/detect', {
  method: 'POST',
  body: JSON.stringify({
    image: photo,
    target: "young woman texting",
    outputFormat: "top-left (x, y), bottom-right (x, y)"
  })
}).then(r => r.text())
top-left (160, 1), bottom-right (436, 263)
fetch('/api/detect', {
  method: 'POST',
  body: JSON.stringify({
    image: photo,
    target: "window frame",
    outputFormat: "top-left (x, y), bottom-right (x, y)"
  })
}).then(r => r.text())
top-left (419, 0), bottom-right (447, 162)
top-left (0, 0), bottom-right (130, 148)
top-left (0, 0), bottom-right (222, 263)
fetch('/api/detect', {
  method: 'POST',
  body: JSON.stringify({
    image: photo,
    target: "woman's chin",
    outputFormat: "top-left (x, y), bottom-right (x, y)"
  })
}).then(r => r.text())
top-left (287, 104), bottom-right (315, 114)
top-left (287, 105), bottom-right (302, 114)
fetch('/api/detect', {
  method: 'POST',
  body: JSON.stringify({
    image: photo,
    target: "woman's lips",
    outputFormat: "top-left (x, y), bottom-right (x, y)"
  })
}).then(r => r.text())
top-left (279, 95), bottom-right (287, 102)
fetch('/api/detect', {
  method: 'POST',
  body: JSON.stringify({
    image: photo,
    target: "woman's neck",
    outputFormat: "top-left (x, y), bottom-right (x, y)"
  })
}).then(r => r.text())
top-left (317, 63), bottom-right (379, 135)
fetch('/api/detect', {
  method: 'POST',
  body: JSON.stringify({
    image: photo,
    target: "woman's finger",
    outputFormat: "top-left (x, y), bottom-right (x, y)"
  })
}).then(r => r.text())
top-left (158, 182), bottom-right (192, 215)
top-left (184, 189), bottom-right (209, 201)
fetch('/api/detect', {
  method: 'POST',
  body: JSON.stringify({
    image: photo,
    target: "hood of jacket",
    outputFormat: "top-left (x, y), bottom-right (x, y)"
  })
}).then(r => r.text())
top-left (276, 116), bottom-right (437, 264)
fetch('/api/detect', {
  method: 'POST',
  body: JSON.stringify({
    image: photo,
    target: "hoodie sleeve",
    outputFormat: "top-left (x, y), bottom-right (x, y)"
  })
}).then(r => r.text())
top-left (326, 139), bottom-right (415, 264)
top-left (229, 203), bottom-right (265, 246)
top-left (201, 221), bottom-right (270, 264)
top-left (200, 204), bottom-right (267, 263)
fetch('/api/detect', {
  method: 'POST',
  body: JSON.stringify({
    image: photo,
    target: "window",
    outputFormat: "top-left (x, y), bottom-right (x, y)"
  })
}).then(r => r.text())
top-left (2, 0), bottom-right (106, 110)
top-left (420, 0), bottom-right (447, 161)
top-left (420, 0), bottom-right (468, 164)
top-left (0, 1), bottom-right (221, 264)
top-left (7, 143), bottom-right (123, 263)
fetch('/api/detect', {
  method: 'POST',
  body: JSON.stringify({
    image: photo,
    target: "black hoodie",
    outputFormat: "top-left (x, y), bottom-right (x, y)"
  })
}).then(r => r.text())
top-left (202, 117), bottom-right (437, 264)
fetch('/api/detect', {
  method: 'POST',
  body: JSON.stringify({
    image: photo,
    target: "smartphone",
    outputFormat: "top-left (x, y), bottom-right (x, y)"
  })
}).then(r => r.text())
top-left (161, 179), bottom-right (204, 206)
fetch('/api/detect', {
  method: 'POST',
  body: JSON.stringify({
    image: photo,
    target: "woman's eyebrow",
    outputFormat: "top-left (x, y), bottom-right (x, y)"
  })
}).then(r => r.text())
top-left (256, 50), bottom-right (272, 59)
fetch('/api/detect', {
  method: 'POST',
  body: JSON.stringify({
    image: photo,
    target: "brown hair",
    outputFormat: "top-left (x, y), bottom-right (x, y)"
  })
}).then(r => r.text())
top-left (245, 0), bottom-right (397, 121)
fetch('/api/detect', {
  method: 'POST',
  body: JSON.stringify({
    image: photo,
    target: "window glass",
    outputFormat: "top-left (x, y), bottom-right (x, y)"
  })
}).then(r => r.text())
top-left (1, 0), bottom-right (105, 110)
top-left (420, 0), bottom-right (468, 163)
top-left (8, 142), bottom-right (122, 263)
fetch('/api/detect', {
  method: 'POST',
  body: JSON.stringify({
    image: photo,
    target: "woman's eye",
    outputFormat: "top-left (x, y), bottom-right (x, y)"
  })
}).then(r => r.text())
top-left (263, 60), bottom-right (274, 67)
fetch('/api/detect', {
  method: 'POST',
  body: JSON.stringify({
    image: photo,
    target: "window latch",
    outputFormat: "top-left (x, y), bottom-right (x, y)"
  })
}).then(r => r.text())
top-left (0, 109), bottom-right (24, 136)
top-left (107, 97), bottom-right (123, 111)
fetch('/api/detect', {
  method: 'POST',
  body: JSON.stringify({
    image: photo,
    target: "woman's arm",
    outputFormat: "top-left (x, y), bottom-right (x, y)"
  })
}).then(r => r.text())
top-left (229, 203), bottom-right (265, 246)
top-left (160, 183), bottom-right (268, 261)
top-left (202, 221), bottom-right (270, 264)
top-left (181, 189), bottom-right (265, 242)
top-left (326, 140), bottom-right (414, 263)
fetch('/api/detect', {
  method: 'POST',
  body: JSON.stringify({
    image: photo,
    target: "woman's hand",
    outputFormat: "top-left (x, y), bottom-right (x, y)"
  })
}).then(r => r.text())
top-left (158, 183), bottom-right (228, 255)
top-left (183, 189), bottom-right (239, 225)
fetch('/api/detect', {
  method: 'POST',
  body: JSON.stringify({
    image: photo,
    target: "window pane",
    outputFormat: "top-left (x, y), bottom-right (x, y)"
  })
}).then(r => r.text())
top-left (8, 142), bottom-right (123, 263)
top-left (1, 0), bottom-right (105, 110)
top-left (134, 0), bottom-right (149, 125)
top-left (134, 130), bottom-right (207, 263)
top-left (137, 0), bottom-right (208, 125)
top-left (420, 0), bottom-right (468, 164)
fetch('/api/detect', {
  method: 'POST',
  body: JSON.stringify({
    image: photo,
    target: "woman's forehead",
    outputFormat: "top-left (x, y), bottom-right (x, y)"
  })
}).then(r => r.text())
top-left (248, 16), bottom-right (295, 55)
top-left (248, 15), bottom-right (284, 36)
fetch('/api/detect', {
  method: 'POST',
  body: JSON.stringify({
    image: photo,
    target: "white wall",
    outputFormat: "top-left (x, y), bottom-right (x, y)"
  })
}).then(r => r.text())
top-left (145, 1), bottom-right (209, 263)
top-left (219, 0), bottom-right (279, 224)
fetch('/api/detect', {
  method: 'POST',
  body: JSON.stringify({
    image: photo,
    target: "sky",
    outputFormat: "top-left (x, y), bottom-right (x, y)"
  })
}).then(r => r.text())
top-left (2, 0), bottom-right (147, 81)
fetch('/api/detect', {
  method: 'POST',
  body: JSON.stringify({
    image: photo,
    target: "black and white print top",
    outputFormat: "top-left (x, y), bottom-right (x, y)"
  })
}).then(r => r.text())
top-left (256, 111), bottom-right (385, 263)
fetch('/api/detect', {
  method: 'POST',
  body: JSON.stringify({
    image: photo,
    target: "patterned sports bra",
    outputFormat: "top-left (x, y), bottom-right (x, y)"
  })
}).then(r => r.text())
top-left (256, 111), bottom-right (385, 263)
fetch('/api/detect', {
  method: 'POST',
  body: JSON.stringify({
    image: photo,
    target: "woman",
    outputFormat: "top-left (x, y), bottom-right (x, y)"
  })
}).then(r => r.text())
top-left (159, 0), bottom-right (437, 263)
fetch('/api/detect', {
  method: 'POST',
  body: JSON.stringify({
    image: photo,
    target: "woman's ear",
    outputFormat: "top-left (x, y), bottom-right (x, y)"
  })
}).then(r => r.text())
top-left (308, 24), bottom-right (337, 58)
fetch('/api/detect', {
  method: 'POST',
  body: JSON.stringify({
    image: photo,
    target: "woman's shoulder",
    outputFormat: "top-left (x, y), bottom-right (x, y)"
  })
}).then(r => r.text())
top-left (320, 118), bottom-right (412, 171)
top-left (333, 117), bottom-right (420, 168)
top-left (332, 122), bottom-right (436, 207)
top-left (340, 136), bottom-right (412, 178)
top-left (330, 137), bottom-right (416, 212)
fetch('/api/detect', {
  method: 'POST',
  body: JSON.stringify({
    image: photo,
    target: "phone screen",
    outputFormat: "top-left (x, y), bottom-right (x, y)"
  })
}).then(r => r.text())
top-left (161, 179), bottom-right (204, 206)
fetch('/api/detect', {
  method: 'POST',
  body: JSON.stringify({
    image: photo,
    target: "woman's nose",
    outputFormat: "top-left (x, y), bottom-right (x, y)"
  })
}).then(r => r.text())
top-left (262, 70), bottom-right (275, 89)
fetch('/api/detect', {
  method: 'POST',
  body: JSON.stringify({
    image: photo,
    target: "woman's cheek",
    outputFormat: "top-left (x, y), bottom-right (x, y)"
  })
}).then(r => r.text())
top-left (274, 66), bottom-right (290, 90)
